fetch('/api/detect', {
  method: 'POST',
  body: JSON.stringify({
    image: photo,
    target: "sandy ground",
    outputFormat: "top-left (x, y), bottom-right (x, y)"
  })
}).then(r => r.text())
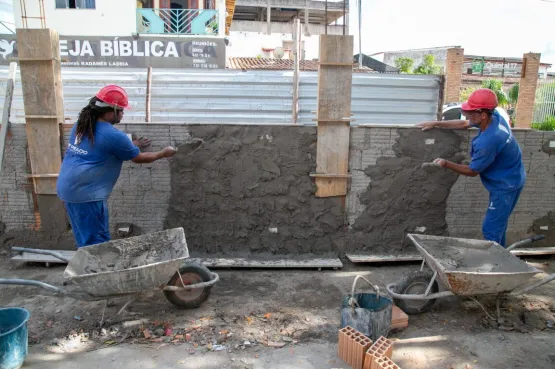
top-left (1, 253), bottom-right (555, 369)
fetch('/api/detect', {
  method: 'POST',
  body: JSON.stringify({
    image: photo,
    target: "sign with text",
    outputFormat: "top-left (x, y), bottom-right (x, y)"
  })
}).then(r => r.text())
top-left (0, 35), bottom-right (226, 69)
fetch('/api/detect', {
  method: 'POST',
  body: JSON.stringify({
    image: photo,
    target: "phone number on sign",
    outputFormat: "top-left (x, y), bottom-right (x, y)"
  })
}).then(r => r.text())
top-left (193, 64), bottom-right (219, 69)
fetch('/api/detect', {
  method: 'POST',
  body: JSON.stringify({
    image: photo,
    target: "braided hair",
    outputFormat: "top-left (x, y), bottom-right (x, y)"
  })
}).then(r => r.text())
top-left (75, 96), bottom-right (117, 145)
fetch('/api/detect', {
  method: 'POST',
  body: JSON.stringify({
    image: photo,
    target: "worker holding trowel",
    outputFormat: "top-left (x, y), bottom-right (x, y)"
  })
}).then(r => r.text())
top-left (56, 85), bottom-right (177, 248)
top-left (416, 88), bottom-right (526, 247)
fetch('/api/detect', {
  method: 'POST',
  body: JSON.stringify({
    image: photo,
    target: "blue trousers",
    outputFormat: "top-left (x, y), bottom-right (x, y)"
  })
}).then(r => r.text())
top-left (482, 188), bottom-right (522, 247)
top-left (64, 201), bottom-right (110, 248)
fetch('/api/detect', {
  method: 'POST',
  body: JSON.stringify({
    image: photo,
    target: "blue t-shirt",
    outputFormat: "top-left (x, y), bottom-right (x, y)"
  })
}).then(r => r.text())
top-left (57, 121), bottom-right (140, 203)
top-left (469, 111), bottom-right (526, 193)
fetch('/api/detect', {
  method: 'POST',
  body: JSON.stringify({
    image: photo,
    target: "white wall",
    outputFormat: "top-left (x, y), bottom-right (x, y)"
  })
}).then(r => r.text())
top-left (13, 0), bottom-right (137, 37)
top-left (0, 0), bottom-right (15, 33)
top-left (228, 31), bottom-right (320, 60)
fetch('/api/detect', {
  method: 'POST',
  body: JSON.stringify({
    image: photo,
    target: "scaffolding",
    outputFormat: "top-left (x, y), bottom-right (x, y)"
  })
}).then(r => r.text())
top-left (19, 0), bottom-right (46, 28)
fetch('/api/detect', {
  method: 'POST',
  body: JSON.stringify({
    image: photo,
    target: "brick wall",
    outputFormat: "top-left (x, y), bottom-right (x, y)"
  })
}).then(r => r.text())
top-left (0, 124), bottom-right (36, 231)
top-left (515, 53), bottom-right (541, 128)
top-left (2, 123), bottom-right (554, 251)
top-left (444, 48), bottom-right (465, 103)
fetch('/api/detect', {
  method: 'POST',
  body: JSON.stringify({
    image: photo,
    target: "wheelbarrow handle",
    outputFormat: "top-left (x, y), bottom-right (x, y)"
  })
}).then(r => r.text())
top-left (0, 278), bottom-right (67, 296)
top-left (506, 234), bottom-right (546, 251)
top-left (350, 275), bottom-right (381, 308)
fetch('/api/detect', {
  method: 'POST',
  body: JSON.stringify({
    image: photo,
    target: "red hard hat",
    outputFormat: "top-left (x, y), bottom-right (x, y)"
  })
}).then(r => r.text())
top-left (461, 88), bottom-right (498, 111)
top-left (95, 85), bottom-right (131, 110)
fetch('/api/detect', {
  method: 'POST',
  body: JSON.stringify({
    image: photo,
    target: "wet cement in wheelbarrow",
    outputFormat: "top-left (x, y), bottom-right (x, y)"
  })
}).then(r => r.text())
top-left (78, 233), bottom-right (185, 275)
top-left (418, 237), bottom-right (537, 273)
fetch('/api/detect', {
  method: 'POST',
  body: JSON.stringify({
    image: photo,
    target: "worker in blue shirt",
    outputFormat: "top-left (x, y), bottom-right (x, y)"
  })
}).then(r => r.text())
top-left (57, 85), bottom-right (177, 248)
top-left (417, 88), bottom-right (526, 247)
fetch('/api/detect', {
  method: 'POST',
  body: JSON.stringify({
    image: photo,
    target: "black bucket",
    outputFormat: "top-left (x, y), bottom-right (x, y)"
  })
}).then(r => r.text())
top-left (340, 275), bottom-right (392, 341)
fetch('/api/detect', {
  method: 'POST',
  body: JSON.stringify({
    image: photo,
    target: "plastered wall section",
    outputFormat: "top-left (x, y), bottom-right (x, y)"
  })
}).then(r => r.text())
top-left (2, 124), bottom-right (555, 248)
top-left (348, 127), bottom-right (555, 244)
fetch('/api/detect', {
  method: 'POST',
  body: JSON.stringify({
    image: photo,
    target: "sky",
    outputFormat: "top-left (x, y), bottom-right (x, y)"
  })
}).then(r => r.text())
top-left (348, 0), bottom-right (554, 70)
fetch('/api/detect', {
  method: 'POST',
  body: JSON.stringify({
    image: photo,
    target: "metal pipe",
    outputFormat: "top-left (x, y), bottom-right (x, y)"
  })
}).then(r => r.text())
top-left (12, 247), bottom-right (71, 263)
top-left (324, 0), bottom-right (327, 35)
top-left (424, 271), bottom-right (437, 296)
top-left (342, 0), bottom-right (346, 35)
top-left (358, 0), bottom-right (362, 69)
top-left (510, 273), bottom-right (555, 295)
top-left (386, 283), bottom-right (454, 300)
top-left (506, 234), bottom-right (545, 251)
top-left (0, 278), bottom-right (66, 295)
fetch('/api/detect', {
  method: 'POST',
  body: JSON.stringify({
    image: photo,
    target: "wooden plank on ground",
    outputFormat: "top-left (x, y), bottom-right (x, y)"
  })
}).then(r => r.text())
top-left (12, 250), bottom-right (76, 263)
top-left (12, 252), bottom-right (343, 269)
top-left (190, 257), bottom-right (343, 269)
top-left (347, 247), bottom-right (555, 264)
top-left (314, 35), bottom-right (353, 198)
top-left (346, 253), bottom-right (423, 263)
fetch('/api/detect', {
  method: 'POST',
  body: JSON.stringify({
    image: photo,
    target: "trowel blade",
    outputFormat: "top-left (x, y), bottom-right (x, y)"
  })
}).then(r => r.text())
top-left (420, 162), bottom-right (442, 173)
top-left (179, 138), bottom-right (204, 155)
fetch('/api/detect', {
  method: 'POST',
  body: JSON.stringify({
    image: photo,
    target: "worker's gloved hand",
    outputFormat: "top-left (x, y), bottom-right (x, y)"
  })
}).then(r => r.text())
top-left (161, 146), bottom-right (178, 158)
top-left (133, 136), bottom-right (152, 149)
top-left (433, 158), bottom-right (447, 167)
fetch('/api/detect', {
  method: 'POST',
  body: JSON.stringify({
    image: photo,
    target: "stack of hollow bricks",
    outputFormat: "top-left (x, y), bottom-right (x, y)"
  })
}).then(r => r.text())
top-left (339, 327), bottom-right (398, 369)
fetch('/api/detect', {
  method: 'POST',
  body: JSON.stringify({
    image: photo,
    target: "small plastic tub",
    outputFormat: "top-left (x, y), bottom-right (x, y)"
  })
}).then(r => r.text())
top-left (0, 308), bottom-right (30, 369)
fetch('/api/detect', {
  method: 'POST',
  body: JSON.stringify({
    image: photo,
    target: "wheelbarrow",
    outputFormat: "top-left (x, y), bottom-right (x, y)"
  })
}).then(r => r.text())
top-left (0, 228), bottom-right (219, 315)
top-left (385, 233), bottom-right (553, 320)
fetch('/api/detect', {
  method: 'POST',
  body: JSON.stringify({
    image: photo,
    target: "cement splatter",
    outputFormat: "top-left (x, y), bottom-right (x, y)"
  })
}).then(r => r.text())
top-left (349, 129), bottom-right (464, 252)
top-left (164, 125), bottom-right (346, 255)
top-left (528, 211), bottom-right (555, 248)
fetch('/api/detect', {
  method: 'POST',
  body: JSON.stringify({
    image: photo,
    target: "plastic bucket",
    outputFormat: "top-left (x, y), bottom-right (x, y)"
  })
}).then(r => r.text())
top-left (340, 276), bottom-right (392, 341)
top-left (0, 308), bottom-right (30, 369)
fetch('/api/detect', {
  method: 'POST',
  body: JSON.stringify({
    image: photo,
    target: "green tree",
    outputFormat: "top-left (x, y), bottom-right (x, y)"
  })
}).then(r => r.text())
top-left (508, 83), bottom-right (519, 105)
top-left (480, 79), bottom-right (509, 107)
top-left (460, 86), bottom-right (478, 102)
top-left (394, 57), bottom-right (414, 74)
top-left (413, 54), bottom-right (442, 75)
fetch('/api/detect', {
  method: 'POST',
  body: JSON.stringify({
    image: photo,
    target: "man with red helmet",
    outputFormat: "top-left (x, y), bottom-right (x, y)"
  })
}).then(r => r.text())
top-left (417, 88), bottom-right (525, 247)
top-left (57, 85), bottom-right (177, 248)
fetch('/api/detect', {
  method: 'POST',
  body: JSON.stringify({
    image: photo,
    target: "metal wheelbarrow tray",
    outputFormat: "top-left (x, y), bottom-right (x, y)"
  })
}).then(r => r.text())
top-left (0, 228), bottom-right (219, 309)
top-left (386, 233), bottom-right (555, 317)
top-left (408, 234), bottom-right (540, 296)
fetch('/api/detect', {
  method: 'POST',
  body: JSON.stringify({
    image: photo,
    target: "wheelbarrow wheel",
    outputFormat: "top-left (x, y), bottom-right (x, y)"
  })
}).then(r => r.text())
top-left (164, 261), bottom-right (213, 309)
top-left (393, 271), bottom-right (439, 315)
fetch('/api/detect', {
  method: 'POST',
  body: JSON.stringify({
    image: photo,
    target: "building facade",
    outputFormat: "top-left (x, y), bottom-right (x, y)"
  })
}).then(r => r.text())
top-left (7, 0), bottom-right (227, 69)
top-left (13, 0), bottom-right (226, 37)
top-left (228, 0), bottom-right (348, 61)
top-left (372, 46), bottom-right (552, 79)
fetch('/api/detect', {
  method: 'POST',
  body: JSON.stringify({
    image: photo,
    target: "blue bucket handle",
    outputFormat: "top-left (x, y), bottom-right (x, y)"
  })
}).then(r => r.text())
top-left (348, 275), bottom-right (381, 311)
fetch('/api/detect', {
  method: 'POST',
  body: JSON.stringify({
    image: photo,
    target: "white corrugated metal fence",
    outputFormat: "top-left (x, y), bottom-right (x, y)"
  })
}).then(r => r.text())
top-left (0, 66), bottom-right (441, 125)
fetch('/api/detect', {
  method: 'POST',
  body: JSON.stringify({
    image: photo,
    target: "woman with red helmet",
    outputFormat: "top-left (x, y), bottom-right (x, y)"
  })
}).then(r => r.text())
top-left (417, 88), bottom-right (526, 247)
top-left (57, 85), bottom-right (177, 248)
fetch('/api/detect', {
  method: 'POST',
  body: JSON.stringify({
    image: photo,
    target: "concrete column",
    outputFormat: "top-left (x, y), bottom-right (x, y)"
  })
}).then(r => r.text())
top-left (266, 2), bottom-right (271, 35)
top-left (444, 47), bottom-right (464, 104)
top-left (515, 53), bottom-right (541, 128)
top-left (304, 6), bottom-right (310, 36)
top-left (218, 0), bottom-right (226, 37)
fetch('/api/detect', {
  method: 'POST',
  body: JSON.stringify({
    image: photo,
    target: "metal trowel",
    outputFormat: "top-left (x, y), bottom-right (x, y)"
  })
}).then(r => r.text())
top-left (178, 138), bottom-right (204, 155)
top-left (420, 162), bottom-right (442, 173)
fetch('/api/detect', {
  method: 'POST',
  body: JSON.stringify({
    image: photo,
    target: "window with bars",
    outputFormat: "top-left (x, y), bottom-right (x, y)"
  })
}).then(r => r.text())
top-left (55, 0), bottom-right (96, 9)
